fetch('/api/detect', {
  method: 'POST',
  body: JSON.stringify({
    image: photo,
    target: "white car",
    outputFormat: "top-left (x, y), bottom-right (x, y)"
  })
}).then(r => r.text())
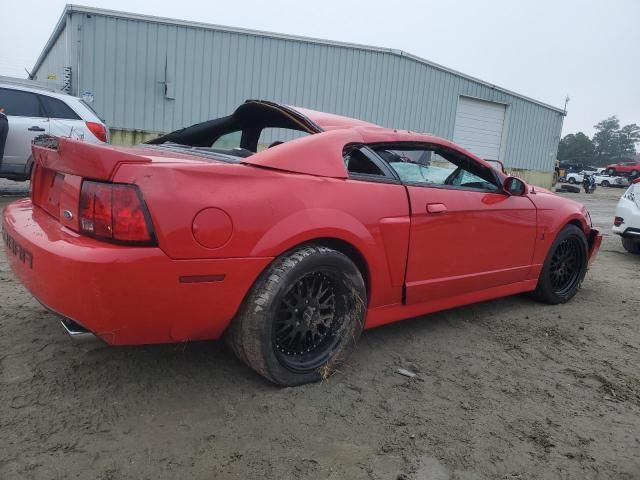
top-left (0, 82), bottom-right (108, 181)
top-left (565, 171), bottom-right (626, 187)
top-left (613, 178), bottom-right (640, 253)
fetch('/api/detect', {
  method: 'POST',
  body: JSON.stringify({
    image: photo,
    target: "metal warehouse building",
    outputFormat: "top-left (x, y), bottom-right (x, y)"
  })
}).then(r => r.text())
top-left (31, 4), bottom-right (565, 186)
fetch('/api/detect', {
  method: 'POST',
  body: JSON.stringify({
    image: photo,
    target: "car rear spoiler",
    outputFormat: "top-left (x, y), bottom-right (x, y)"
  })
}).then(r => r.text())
top-left (32, 136), bottom-right (150, 180)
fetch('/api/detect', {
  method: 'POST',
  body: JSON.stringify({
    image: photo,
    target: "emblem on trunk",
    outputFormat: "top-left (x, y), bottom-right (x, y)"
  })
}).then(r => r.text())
top-left (63, 209), bottom-right (73, 220)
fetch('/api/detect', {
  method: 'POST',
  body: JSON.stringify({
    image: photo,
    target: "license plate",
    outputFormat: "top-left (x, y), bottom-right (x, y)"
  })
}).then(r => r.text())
top-left (2, 228), bottom-right (33, 268)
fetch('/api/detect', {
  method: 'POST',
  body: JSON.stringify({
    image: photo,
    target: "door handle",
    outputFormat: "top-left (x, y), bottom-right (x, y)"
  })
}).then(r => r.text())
top-left (426, 203), bottom-right (447, 214)
top-left (28, 126), bottom-right (46, 132)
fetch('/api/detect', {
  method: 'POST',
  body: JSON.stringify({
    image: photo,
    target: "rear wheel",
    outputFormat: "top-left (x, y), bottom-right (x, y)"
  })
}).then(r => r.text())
top-left (532, 225), bottom-right (588, 304)
top-left (226, 245), bottom-right (366, 386)
top-left (601, 180), bottom-right (610, 187)
top-left (622, 238), bottom-right (640, 254)
top-left (631, 170), bottom-right (639, 177)
top-left (568, 177), bottom-right (576, 184)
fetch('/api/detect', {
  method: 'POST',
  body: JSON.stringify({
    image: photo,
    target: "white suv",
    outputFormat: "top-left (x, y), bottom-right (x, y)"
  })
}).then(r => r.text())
top-left (613, 178), bottom-right (640, 253)
top-left (0, 82), bottom-right (108, 181)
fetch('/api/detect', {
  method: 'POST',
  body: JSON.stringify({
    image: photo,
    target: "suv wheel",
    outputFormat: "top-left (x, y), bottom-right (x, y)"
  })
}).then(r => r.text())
top-left (622, 238), bottom-right (640, 254)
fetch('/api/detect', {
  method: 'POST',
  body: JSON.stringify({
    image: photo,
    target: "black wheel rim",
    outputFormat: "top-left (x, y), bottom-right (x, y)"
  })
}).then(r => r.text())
top-left (549, 236), bottom-right (585, 296)
top-left (273, 271), bottom-right (344, 372)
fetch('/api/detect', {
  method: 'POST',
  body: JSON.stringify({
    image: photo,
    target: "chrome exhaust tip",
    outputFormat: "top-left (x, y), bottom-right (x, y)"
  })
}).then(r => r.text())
top-left (60, 318), bottom-right (97, 342)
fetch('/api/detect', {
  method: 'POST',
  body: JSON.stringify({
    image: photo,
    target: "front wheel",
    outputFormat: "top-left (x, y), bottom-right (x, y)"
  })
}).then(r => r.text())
top-left (622, 238), bottom-right (640, 254)
top-left (601, 180), bottom-right (610, 187)
top-left (568, 177), bottom-right (576, 184)
top-left (226, 245), bottom-right (367, 386)
top-left (532, 225), bottom-right (588, 304)
top-left (631, 170), bottom-right (639, 177)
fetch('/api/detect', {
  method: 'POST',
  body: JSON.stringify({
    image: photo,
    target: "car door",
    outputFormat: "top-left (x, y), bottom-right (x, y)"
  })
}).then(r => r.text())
top-left (0, 87), bottom-right (49, 174)
top-left (373, 143), bottom-right (537, 305)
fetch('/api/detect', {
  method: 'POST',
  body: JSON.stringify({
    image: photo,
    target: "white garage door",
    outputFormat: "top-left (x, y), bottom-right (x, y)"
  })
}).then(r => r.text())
top-left (453, 97), bottom-right (506, 160)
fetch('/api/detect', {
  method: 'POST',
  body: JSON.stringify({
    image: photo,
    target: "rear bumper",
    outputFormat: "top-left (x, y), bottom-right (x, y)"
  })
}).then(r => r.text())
top-left (612, 196), bottom-right (640, 237)
top-left (2, 199), bottom-right (272, 345)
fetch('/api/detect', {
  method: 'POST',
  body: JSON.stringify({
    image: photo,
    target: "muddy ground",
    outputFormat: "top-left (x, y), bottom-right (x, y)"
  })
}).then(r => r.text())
top-left (1, 179), bottom-right (638, 480)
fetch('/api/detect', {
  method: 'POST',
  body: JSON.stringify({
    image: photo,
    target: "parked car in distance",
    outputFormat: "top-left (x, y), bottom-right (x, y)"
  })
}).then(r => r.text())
top-left (3, 100), bottom-right (602, 386)
top-left (565, 171), bottom-right (623, 187)
top-left (606, 161), bottom-right (640, 177)
top-left (559, 161), bottom-right (598, 174)
top-left (613, 177), bottom-right (640, 253)
top-left (0, 81), bottom-right (108, 181)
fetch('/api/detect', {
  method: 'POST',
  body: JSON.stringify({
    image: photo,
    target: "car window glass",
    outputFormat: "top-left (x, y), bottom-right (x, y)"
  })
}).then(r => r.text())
top-left (344, 147), bottom-right (386, 177)
top-left (40, 95), bottom-right (81, 120)
top-left (375, 146), bottom-right (499, 191)
top-left (0, 88), bottom-right (45, 117)
top-left (211, 131), bottom-right (242, 149)
top-left (258, 128), bottom-right (310, 151)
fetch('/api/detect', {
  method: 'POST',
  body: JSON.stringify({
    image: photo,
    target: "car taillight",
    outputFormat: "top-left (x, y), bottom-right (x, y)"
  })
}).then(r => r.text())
top-left (79, 180), bottom-right (156, 245)
top-left (85, 121), bottom-right (108, 142)
top-left (614, 216), bottom-right (624, 227)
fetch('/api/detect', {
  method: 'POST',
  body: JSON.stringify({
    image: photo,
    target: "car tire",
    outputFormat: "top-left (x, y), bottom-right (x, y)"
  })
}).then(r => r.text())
top-left (568, 177), bottom-right (576, 184)
top-left (226, 245), bottom-right (367, 386)
top-left (532, 224), bottom-right (588, 305)
top-left (607, 168), bottom-right (616, 176)
top-left (622, 238), bottom-right (640, 254)
top-left (601, 180), bottom-right (610, 187)
top-left (631, 170), bottom-right (639, 177)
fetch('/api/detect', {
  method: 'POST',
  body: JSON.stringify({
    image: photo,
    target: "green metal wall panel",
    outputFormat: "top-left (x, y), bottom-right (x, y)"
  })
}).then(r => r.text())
top-left (34, 8), bottom-right (564, 173)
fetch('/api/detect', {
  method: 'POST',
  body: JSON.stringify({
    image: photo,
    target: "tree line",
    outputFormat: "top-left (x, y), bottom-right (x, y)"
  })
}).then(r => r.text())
top-left (558, 116), bottom-right (640, 167)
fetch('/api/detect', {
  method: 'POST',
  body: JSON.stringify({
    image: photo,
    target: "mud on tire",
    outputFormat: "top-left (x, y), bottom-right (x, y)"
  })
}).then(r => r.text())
top-left (226, 245), bottom-right (367, 386)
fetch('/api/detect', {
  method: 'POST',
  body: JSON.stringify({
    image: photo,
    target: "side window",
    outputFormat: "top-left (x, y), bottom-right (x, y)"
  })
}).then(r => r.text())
top-left (0, 88), bottom-right (45, 117)
top-left (257, 128), bottom-right (309, 151)
top-left (344, 146), bottom-right (386, 177)
top-left (211, 131), bottom-right (242, 149)
top-left (374, 145), bottom-right (499, 192)
top-left (39, 96), bottom-right (81, 120)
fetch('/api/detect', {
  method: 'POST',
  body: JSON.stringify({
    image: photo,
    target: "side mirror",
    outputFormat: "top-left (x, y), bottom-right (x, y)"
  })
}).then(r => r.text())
top-left (503, 176), bottom-right (527, 196)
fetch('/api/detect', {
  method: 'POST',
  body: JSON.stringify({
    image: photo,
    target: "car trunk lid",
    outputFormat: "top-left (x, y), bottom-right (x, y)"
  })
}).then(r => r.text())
top-left (30, 136), bottom-right (207, 231)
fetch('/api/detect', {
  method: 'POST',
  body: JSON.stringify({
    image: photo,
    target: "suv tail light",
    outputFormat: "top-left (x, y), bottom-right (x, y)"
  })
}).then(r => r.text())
top-left (79, 181), bottom-right (156, 245)
top-left (86, 121), bottom-right (108, 142)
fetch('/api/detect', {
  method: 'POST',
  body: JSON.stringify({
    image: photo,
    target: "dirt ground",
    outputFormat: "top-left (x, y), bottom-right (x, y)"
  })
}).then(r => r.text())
top-left (1, 179), bottom-right (638, 480)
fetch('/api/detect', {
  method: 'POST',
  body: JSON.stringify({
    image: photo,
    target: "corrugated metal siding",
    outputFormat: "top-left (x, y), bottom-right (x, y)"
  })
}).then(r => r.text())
top-left (33, 25), bottom-right (68, 83)
top-left (63, 11), bottom-right (562, 172)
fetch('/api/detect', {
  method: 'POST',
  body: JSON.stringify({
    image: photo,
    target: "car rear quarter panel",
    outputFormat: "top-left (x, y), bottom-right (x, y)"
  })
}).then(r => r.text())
top-left (113, 162), bottom-right (411, 309)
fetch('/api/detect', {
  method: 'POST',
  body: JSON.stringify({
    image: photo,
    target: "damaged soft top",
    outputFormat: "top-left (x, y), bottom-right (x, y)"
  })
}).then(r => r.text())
top-left (145, 100), bottom-right (323, 151)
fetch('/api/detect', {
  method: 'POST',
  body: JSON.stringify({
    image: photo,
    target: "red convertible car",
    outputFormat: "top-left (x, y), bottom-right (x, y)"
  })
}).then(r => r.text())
top-left (3, 100), bottom-right (601, 385)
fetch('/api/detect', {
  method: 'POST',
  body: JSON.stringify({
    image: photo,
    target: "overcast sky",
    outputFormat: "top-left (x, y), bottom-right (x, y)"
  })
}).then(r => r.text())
top-left (0, 0), bottom-right (638, 137)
